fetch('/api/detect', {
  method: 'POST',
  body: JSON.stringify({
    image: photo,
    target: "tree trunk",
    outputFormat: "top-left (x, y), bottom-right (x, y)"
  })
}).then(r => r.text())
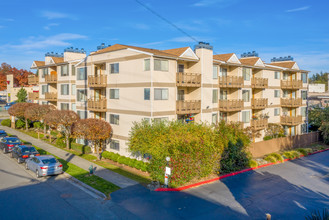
top-left (95, 144), bottom-right (101, 160)
top-left (25, 118), bottom-right (28, 130)
top-left (66, 135), bottom-right (70, 150)
top-left (37, 132), bottom-right (40, 139)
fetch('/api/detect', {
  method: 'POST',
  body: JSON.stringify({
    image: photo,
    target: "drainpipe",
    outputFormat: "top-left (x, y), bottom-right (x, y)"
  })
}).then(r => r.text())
top-left (151, 56), bottom-right (153, 119)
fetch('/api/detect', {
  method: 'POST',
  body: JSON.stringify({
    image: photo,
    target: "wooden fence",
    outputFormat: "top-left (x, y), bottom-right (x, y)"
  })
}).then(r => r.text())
top-left (249, 132), bottom-right (322, 158)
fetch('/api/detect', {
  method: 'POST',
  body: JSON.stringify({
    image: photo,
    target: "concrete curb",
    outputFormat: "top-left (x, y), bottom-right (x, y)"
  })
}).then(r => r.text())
top-left (62, 172), bottom-right (107, 200)
top-left (155, 147), bottom-right (329, 192)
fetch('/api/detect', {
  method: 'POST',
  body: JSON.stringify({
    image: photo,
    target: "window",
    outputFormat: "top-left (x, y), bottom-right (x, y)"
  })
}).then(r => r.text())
top-left (71, 103), bottom-right (76, 111)
top-left (178, 64), bottom-right (184, 73)
top-left (61, 65), bottom-right (68, 76)
top-left (144, 59), bottom-right (150, 71)
top-left (213, 65), bottom-right (218, 79)
top-left (212, 89), bottom-right (218, 103)
top-left (275, 71), bottom-right (280, 79)
top-left (42, 101), bottom-right (48, 105)
top-left (143, 118), bottom-right (151, 123)
top-left (110, 89), bottom-right (119, 99)
top-left (283, 72), bottom-right (289, 80)
top-left (154, 88), bottom-right (168, 100)
top-left (301, 73), bottom-right (308, 83)
top-left (212, 113), bottom-right (218, 124)
top-left (144, 88), bottom-right (150, 100)
top-left (60, 103), bottom-right (69, 110)
top-left (110, 114), bottom-right (119, 125)
top-left (110, 140), bottom-right (120, 151)
top-left (154, 59), bottom-right (169, 71)
top-left (274, 108), bottom-right (280, 116)
top-left (243, 67), bottom-right (251, 81)
top-left (301, 90), bottom-right (307, 100)
top-left (220, 90), bottom-right (227, 100)
top-left (282, 90), bottom-right (289, 98)
top-left (301, 107), bottom-right (307, 117)
top-left (301, 124), bottom-right (307, 134)
top-left (242, 90), bottom-right (250, 102)
top-left (274, 90), bottom-right (280, 98)
top-left (72, 84), bottom-right (76, 95)
top-left (242, 111), bottom-right (250, 123)
top-left (42, 68), bottom-right (48, 78)
top-left (153, 117), bottom-right (169, 123)
top-left (77, 89), bottom-right (87, 102)
top-left (77, 67), bottom-right (87, 80)
top-left (71, 65), bottom-right (76, 76)
top-left (110, 63), bottom-right (119, 74)
top-left (220, 67), bottom-right (227, 77)
top-left (77, 111), bottom-right (87, 119)
top-left (41, 85), bottom-right (48, 95)
top-left (61, 84), bottom-right (69, 95)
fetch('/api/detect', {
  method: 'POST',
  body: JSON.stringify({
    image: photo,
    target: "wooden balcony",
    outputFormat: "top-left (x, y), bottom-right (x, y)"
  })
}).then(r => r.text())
top-left (251, 118), bottom-right (268, 130)
top-left (87, 99), bottom-right (107, 112)
top-left (251, 98), bottom-right (268, 109)
top-left (219, 76), bottom-right (243, 88)
top-left (45, 73), bottom-right (57, 83)
top-left (281, 80), bottom-right (303, 89)
top-left (280, 115), bottom-right (303, 126)
top-left (251, 77), bottom-right (268, 89)
top-left (176, 100), bottom-right (201, 114)
top-left (218, 99), bottom-right (244, 112)
top-left (28, 92), bottom-right (39, 100)
top-left (45, 92), bottom-right (57, 101)
top-left (176, 72), bottom-right (201, 87)
top-left (281, 98), bottom-right (302, 107)
top-left (88, 75), bottom-right (107, 88)
top-left (28, 75), bottom-right (39, 85)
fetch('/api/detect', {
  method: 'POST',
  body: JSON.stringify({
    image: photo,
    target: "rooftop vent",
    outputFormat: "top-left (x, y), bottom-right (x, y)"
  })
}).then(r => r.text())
top-left (64, 47), bottom-right (86, 54)
top-left (241, 51), bottom-right (258, 58)
top-left (97, 43), bottom-right (110, 50)
top-left (271, 56), bottom-right (294, 62)
top-left (45, 52), bottom-right (64, 57)
top-left (194, 41), bottom-right (213, 50)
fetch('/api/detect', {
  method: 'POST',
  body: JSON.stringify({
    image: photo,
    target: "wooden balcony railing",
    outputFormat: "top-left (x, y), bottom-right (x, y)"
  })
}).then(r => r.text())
top-left (251, 77), bottom-right (268, 89)
top-left (87, 99), bottom-right (107, 112)
top-left (88, 75), bottom-right (107, 88)
top-left (280, 115), bottom-right (303, 126)
top-left (281, 98), bottom-right (302, 107)
top-left (45, 73), bottom-right (57, 83)
top-left (219, 76), bottom-right (243, 88)
top-left (45, 92), bottom-right (57, 101)
top-left (251, 98), bottom-right (268, 109)
top-left (28, 75), bottom-right (39, 85)
top-left (176, 100), bottom-right (201, 114)
top-left (28, 92), bottom-right (39, 100)
top-left (218, 99), bottom-right (244, 112)
top-left (281, 80), bottom-right (303, 89)
top-left (251, 119), bottom-right (268, 130)
top-left (176, 72), bottom-right (201, 87)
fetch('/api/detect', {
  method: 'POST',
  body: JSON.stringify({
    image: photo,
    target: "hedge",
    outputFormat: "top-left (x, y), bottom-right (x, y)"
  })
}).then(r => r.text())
top-left (15, 119), bottom-right (25, 129)
top-left (1, 119), bottom-right (11, 127)
top-left (102, 151), bottom-right (149, 172)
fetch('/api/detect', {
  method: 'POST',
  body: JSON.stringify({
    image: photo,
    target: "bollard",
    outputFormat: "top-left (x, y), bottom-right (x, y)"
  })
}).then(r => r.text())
top-left (89, 165), bottom-right (94, 175)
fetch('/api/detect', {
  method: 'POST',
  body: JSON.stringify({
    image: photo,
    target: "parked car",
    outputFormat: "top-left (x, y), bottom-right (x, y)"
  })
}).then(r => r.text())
top-left (4, 101), bottom-right (17, 110)
top-left (0, 130), bottom-right (8, 139)
top-left (0, 100), bottom-right (6, 108)
top-left (0, 137), bottom-right (22, 153)
top-left (11, 145), bottom-right (40, 163)
top-left (25, 155), bottom-right (63, 178)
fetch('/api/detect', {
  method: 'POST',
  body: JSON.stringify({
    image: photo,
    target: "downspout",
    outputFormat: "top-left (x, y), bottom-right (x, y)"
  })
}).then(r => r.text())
top-left (200, 49), bottom-right (203, 121)
top-left (151, 56), bottom-right (153, 119)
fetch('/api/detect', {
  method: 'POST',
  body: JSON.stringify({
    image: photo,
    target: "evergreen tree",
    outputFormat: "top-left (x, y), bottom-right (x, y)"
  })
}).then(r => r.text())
top-left (16, 87), bottom-right (27, 103)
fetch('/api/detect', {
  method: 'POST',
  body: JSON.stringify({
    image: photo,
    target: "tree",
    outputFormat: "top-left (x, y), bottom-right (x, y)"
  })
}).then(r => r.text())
top-left (308, 107), bottom-right (329, 130)
top-left (72, 119), bottom-right (112, 160)
top-left (16, 87), bottom-right (27, 103)
top-left (44, 110), bottom-right (79, 149)
top-left (320, 122), bottom-right (329, 144)
top-left (309, 72), bottom-right (329, 91)
top-left (8, 102), bottom-right (35, 129)
top-left (0, 63), bottom-right (33, 91)
top-left (243, 126), bottom-right (261, 141)
top-left (264, 123), bottom-right (285, 139)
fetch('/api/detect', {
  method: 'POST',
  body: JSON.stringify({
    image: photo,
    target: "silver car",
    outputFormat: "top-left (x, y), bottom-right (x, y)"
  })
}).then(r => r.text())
top-left (25, 155), bottom-right (63, 178)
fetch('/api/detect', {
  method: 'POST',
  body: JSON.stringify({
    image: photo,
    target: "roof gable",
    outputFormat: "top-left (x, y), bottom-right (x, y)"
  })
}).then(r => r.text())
top-left (227, 54), bottom-right (241, 64)
top-left (213, 53), bottom-right (234, 62)
top-left (268, 61), bottom-right (299, 70)
top-left (31, 61), bottom-right (45, 69)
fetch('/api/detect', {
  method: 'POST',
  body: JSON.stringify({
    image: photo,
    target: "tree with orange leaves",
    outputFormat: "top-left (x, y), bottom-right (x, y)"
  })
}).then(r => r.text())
top-left (0, 63), bottom-right (33, 91)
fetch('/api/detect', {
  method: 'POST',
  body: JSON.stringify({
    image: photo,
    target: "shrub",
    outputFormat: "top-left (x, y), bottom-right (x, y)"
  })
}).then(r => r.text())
top-left (15, 119), bottom-right (25, 129)
top-left (33, 122), bottom-right (42, 129)
top-left (56, 138), bottom-right (66, 148)
top-left (283, 151), bottom-right (300, 159)
top-left (296, 148), bottom-right (312, 156)
top-left (291, 151), bottom-right (301, 158)
top-left (268, 153), bottom-right (284, 162)
top-left (263, 136), bottom-right (273, 141)
top-left (1, 119), bottom-right (11, 127)
top-left (264, 155), bottom-right (277, 163)
top-left (248, 160), bottom-right (258, 168)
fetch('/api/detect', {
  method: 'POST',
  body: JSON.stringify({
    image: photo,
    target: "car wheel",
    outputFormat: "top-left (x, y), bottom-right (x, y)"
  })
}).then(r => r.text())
top-left (17, 157), bottom-right (21, 164)
top-left (25, 163), bottom-right (29, 170)
top-left (36, 170), bottom-right (40, 178)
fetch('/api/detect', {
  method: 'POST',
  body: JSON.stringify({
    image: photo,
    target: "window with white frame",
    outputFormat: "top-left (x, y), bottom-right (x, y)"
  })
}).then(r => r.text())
top-left (220, 67), bottom-right (227, 77)
top-left (274, 90), bottom-right (281, 98)
top-left (301, 107), bottom-right (307, 117)
top-left (110, 89), bottom-right (119, 99)
top-left (42, 68), bottom-right (48, 78)
top-left (242, 111), bottom-right (250, 123)
top-left (110, 114), bottom-right (119, 125)
top-left (61, 65), bottom-right (68, 76)
top-left (283, 90), bottom-right (289, 98)
top-left (275, 71), bottom-right (280, 79)
top-left (154, 59), bottom-right (169, 71)
top-left (144, 88), bottom-right (150, 100)
top-left (301, 90), bottom-right (307, 100)
top-left (61, 84), bottom-right (69, 95)
top-left (60, 103), bottom-right (69, 110)
top-left (77, 67), bottom-right (87, 80)
top-left (72, 84), bottom-right (76, 95)
top-left (41, 85), bottom-right (48, 95)
top-left (77, 89), bottom-right (87, 101)
top-left (144, 59), bottom-right (150, 71)
top-left (71, 103), bottom-right (76, 111)
top-left (110, 63), bottom-right (119, 74)
top-left (71, 65), bottom-right (76, 76)
top-left (301, 73), bottom-right (308, 83)
top-left (301, 124), bottom-right (307, 134)
top-left (242, 90), bottom-right (250, 102)
top-left (243, 67), bottom-right (251, 81)
top-left (274, 108), bottom-right (280, 116)
top-left (77, 111), bottom-right (87, 119)
top-left (153, 117), bottom-right (169, 123)
top-left (213, 65), bottom-right (218, 79)
top-left (154, 88), bottom-right (168, 100)
top-left (110, 140), bottom-right (120, 151)
top-left (283, 72), bottom-right (289, 80)
top-left (212, 113), bottom-right (218, 124)
top-left (212, 89), bottom-right (218, 103)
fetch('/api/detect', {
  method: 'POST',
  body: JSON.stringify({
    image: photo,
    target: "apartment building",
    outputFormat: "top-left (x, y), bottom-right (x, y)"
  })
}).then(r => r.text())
top-left (29, 42), bottom-right (309, 156)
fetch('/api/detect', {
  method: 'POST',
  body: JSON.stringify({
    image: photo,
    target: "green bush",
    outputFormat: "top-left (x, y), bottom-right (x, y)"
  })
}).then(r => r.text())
top-left (56, 138), bottom-right (66, 148)
top-left (283, 151), bottom-right (300, 159)
top-left (296, 148), bottom-right (312, 156)
top-left (291, 151), bottom-right (301, 158)
top-left (33, 122), bottom-right (42, 129)
top-left (264, 155), bottom-right (277, 163)
top-left (248, 160), bottom-right (258, 168)
top-left (1, 119), bottom-right (11, 127)
top-left (15, 119), bottom-right (25, 129)
top-left (268, 153), bottom-right (284, 162)
top-left (263, 136), bottom-right (273, 141)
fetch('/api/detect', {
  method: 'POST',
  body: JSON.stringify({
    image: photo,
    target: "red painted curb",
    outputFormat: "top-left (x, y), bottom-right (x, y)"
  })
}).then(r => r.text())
top-left (155, 147), bottom-right (329, 192)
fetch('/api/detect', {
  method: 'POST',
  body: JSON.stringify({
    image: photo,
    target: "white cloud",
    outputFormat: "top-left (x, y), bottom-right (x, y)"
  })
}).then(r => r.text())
top-left (285, 6), bottom-right (310, 13)
top-left (43, 23), bottom-right (60, 30)
top-left (41, 11), bottom-right (76, 20)
top-left (192, 0), bottom-right (239, 7)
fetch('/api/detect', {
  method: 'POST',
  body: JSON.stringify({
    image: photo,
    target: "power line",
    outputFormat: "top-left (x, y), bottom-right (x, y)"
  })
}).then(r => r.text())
top-left (134, 0), bottom-right (199, 43)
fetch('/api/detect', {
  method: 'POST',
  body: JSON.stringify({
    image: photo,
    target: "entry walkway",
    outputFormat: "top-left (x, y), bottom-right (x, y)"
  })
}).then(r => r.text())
top-left (0, 126), bottom-right (138, 189)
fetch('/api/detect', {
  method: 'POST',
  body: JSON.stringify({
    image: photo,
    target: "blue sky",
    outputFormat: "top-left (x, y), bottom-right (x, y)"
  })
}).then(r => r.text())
top-left (0, 0), bottom-right (328, 75)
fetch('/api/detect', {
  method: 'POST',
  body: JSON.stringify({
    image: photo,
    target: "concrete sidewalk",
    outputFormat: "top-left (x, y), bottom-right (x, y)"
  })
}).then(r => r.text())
top-left (0, 126), bottom-right (138, 189)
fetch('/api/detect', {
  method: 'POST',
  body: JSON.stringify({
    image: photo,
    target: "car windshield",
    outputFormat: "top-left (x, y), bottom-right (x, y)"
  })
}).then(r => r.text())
top-left (22, 147), bottom-right (37, 153)
top-left (0, 133), bottom-right (7, 137)
top-left (42, 158), bottom-right (58, 164)
top-left (7, 139), bottom-right (20, 144)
